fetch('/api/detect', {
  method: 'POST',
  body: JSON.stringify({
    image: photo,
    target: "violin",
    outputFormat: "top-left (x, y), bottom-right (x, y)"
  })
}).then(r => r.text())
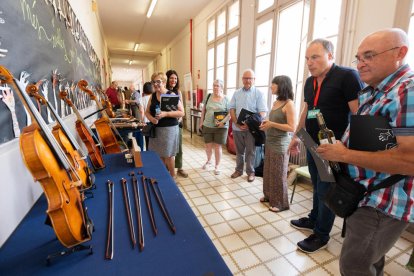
top-left (26, 84), bottom-right (95, 190)
top-left (59, 89), bottom-right (105, 170)
top-left (0, 66), bottom-right (92, 248)
top-left (97, 87), bottom-right (115, 118)
top-left (78, 80), bottom-right (127, 153)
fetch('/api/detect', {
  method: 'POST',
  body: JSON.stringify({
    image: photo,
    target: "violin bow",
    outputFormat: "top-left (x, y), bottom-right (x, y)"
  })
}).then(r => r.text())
top-left (121, 178), bottom-right (136, 248)
top-left (149, 178), bottom-right (176, 233)
top-left (130, 171), bottom-right (144, 251)
top-left (141, 175), bottom-right (157, 235)
top-left (105, 180), bottom-right (114, 260)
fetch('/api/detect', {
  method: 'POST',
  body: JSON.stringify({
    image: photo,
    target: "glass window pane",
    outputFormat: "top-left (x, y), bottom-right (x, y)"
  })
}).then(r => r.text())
top-left (207, 69), bottom-right (214, 90)
top-left (257, 0), bottom-right (274, 13)
top-left (256, 86), bottom-right (268, 108)
top-left (216, 66), bottom-right (224, 82)
top-left (256, 19), bottom-right (273, 56)
top-left (228, 1), bottom-right (240, 30)
top-left (217, 11), bottom-right (226, 37)
top-left (228, 36), bottom-right (238, 63)
top-left (255, 54), bottom-right (270, 86)
top-left (208, 48), bottom-right (215, 70)
top-left (313, 0), bottom-right (342, 39)
top-left (226, 88), bottom-right (235, 100)
top-left (208, 19), bottom-right (215, 42)
top-left (227, 63), bottom-right (237, 88)
top-left (408, 18), bottom-right (414, 68)
top-left (216, 42), bottom-right (225, 67)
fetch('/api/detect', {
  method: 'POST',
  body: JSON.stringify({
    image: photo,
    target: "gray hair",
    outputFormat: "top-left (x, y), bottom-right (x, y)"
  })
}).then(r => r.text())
top-left (309, 38), bottom-right (334, 55)
top-left (214, 79), bottom-right (224, 89)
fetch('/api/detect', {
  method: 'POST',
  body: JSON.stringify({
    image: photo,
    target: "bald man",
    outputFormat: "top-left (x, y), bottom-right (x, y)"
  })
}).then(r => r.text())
top-left (317, 28), bottom-right (414, 275)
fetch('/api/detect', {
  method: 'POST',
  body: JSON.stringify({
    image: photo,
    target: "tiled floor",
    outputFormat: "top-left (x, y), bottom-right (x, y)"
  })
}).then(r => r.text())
top-left (178, 130), bottom-right (414, 276)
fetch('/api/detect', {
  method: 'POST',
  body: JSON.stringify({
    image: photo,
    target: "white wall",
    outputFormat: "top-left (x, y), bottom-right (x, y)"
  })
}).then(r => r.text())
top-left (0, 0), bottom-right (107, 247)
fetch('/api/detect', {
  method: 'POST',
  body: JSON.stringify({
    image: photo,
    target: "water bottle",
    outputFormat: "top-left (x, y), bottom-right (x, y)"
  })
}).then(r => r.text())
top-left (155, 104), bottom-right (161, 116)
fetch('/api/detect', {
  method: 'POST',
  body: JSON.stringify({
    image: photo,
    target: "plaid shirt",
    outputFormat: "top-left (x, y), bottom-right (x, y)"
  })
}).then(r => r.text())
top-left (341, 64), bottom-right (414, 222)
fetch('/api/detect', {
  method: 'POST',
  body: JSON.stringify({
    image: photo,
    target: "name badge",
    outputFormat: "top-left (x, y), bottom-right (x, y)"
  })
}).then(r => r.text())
top-left (307, 109), bottom-right (320, 119)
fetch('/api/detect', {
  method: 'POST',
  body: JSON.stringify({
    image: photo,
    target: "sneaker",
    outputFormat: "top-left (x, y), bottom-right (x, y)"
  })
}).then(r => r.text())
top-left (202, 162), bottom-right (211, 170)
top-left (177, 169), bottom-right (188, 178)
top-left (231, 171), bottom-right (242, 178)
top-left (214, 167), bottom-right (221, 175)
top-left (247, 173), bottom-right (255, 182)
top-left (290, 217), bottom-right (314, 232)
top-left (297, 234), bottom-right (328, 253)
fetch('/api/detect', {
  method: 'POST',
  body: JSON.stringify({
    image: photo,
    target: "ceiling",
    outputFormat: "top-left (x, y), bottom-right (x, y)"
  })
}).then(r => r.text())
top-left (96, 0), bottom-right (211, 83)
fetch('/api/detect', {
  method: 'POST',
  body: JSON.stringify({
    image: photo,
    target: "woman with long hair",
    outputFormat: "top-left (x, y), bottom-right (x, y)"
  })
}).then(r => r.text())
top-left (145, 72), bottom-right (185, 178)
top-left (166, 69), bottom-right (188, 178)
top-left (259, 75), bottom-right (296, 212)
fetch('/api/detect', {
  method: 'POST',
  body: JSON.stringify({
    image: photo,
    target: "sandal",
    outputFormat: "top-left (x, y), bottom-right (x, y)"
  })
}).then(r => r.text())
top-left (202, 161), bottom-right (211, 170)
top-left (259, 197), bottom-right (269, 203)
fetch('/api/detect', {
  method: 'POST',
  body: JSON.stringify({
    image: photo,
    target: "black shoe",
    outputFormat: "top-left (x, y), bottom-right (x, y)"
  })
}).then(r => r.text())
top-left (290, 217), bottom-right (314, 232)
top-left (297, 234), bottom-right (328, 253)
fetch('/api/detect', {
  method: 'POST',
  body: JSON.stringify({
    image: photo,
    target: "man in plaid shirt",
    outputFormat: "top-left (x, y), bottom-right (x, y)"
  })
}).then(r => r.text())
top-left (317, 28), bottom-right (414, 275)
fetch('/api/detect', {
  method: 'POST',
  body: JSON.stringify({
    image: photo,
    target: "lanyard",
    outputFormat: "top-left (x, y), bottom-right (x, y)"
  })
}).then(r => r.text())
top-left (313, 78), bottom-right (322, 108)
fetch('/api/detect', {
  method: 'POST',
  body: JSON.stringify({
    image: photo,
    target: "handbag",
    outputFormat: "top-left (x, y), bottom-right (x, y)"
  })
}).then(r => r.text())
top-left (324, 172), bottom-right (404, 218)
top-left (142, 123), bottom-right (156, 138)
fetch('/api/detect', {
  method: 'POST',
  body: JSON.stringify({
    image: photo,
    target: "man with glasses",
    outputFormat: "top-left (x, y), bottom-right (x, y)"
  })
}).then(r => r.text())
top-left (289, 38), bottom-right (364, 253)
top-left (229, 69), bottom-right (267, 182)
top-left (317, 28), bottom-right (414, 275)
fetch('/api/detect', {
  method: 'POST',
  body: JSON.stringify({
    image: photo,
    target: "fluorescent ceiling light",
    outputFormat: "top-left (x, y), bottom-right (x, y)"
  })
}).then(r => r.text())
top-left (134, 43), bottom-right (139, 51)
top-left (128, 60), bottom-right (132, 65)
top-left (146, 0), bottom-right (158, 18)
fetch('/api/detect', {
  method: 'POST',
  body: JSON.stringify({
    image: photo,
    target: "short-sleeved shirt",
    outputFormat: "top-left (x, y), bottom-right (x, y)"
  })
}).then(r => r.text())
top-left (341, 64), bottom-right (414, 222)
top-left (229, 86), bottom-right (268, 131)
top-left (304, 64), bottom-right (364, 143)
top-left (202, 94), bottom-right (229, 128)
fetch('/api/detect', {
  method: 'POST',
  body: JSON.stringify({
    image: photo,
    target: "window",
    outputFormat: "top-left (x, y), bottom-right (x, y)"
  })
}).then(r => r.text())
top-left (254, 17), bottom-right (273, 105)
top-left (208, 19), bottom-right (215, 43)
top-left (408, 3), bottom-right (414, 67)
top-left (228, 1), bottom-right (240, 31)
top-left (257, 0), bottom-right (274, 14)
top-left (206, 1), bottom-right (240, 98)
top-left (217, 11), bottom-right (226, 38)
top-left (274, 1), bottom-right (310, 114)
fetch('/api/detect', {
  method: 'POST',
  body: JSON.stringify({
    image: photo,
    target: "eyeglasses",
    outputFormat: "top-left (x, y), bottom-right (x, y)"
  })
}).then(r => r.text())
top-left (152, 80), bottom-right (162, 85)
top-left (352, 47), bottom-right (400, 64)
top-left (242, 77), bottom-right (254, 80)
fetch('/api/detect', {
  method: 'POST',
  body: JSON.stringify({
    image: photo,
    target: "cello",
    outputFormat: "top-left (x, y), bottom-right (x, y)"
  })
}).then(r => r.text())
top-left (0, 66), bottom-right (92, 248)
top-left (78, 80), bottom-right (127, 153)
top-left (59, 89), bottom-right (105, 170)
top-left (26, 84), bottom-right (95, 190)
top-left (96, 87), bottom-right (116, 118)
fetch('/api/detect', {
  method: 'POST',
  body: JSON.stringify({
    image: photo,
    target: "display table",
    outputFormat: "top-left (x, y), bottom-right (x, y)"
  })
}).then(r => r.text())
top-left (0, 152), bottom-right (231, 275)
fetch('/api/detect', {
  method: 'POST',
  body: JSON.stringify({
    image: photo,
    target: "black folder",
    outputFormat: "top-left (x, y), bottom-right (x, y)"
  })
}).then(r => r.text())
top-left (237, 108), bottom-right (254, 125)
top-left (349, 115), bottom-right (397, 151)
top-left (160, 94), bottom-right (179, 111)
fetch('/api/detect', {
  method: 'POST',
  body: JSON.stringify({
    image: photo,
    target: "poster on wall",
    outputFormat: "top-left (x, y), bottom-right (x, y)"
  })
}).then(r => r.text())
top-left (0, 0), bottom-right (102, 145)
top-left (183, 73), bottom-right (192, 131)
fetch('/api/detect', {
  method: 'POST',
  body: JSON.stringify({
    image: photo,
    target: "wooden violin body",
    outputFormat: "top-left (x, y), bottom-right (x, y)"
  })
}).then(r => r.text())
top-left (26, 84), bottom-right (94, 189)
top-left (0, 65), bottom-right (92, 248)
top-left (59, 90), bottom-right (105, 170)
top-left (20, 125), bottom-right (92, 247)
top-left (78, 80), bottom-right (122, 153)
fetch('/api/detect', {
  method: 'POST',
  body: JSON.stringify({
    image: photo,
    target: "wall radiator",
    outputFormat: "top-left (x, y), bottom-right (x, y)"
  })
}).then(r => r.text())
top-left (289, 141), bottom-right (307, 166)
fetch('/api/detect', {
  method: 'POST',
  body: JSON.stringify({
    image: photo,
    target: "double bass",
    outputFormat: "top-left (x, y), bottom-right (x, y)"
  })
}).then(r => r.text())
top-left (59, 89), bottom-right (105, 170)
top-left (0, 66), bottom-right (92, 248)
top-left (26, 84), bottom-right (95, 190)
top-left (78, 80), bottom-right (127, 153)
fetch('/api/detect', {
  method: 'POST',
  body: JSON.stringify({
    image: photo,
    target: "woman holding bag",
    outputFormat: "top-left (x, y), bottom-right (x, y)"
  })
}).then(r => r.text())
top-left (199, 79), bottom-right (230, 175)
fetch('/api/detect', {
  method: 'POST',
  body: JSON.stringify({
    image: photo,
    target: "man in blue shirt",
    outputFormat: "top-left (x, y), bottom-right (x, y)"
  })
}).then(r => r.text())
top-left (229, 69), bottom-right (268, 182)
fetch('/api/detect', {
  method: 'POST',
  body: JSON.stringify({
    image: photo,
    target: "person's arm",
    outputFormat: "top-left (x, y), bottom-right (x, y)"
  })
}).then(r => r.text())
top-left (260, 101), bottom-right (296, 132)
top-left (317, 135), bottom-right (414, 175)
top-left (156, 100), bottom-right (184, 119)
top-left (230, 108), bottom-right (248, 130)
top-left (145, 97), bottom-right (158, 125)
top-left (348, 99), bottom-right (359, 114)
top-left (288, 102), bottom-right (308, 154)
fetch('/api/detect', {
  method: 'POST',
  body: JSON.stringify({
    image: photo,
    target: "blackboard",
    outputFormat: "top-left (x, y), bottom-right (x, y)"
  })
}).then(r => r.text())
top-left (0, 0), bottom-right (102, 144)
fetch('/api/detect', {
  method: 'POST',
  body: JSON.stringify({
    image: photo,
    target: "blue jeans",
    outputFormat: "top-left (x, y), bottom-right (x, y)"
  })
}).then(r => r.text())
top-left (307, 150), bottom-right (335, 243)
